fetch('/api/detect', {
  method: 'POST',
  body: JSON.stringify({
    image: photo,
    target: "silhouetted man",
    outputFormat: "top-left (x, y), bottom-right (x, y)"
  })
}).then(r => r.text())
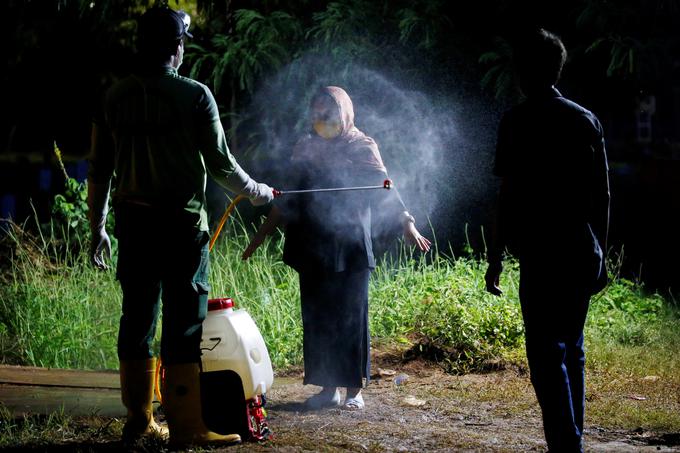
top-left (88, 6), bottom-right (273, 448)
top-left (485, 29), bottom-right (610, 453)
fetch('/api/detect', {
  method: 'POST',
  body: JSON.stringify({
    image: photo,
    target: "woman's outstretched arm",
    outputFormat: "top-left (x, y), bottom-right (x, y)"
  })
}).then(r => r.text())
top-left (242, 205), bottom-right (283, 260)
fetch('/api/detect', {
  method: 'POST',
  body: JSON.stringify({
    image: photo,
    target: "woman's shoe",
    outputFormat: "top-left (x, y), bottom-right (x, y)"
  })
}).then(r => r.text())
top-left (304, 388), bottom-right (341, 409)
top-left (342, 393), bottom-right (364, 410)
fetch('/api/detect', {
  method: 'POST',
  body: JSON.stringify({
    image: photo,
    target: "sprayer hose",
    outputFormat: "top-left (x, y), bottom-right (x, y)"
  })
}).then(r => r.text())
top-left (153, 194), bottom-right (248, 405)
top-left (209, 194), bottom-right (247, 252)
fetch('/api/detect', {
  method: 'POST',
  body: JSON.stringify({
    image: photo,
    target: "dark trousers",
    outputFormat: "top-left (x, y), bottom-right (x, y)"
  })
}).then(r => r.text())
top-left (299, 268), bottom-right (371, 388)
top-left (520, 262), bottom-right (590, 453)
top-left (115, 204), bottom-right (210, 365)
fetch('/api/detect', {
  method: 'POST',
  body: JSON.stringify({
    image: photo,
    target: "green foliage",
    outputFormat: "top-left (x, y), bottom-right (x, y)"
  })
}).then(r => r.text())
top-left (396, 0), bottom-right (452, 50)
top-left (0, 408), bottom-right (72, 447)
top-left (186, 9), bottom-right (303, 94)
top-left (414, 295), bottom-right (524, 373)
top-left (394, 257), bottom-right (524, 374)
top-left (181, 0), bottom-right (456, 149)
top-left (478, 37), bottom-right (517, 101)
top-left (50, 142), bottom-right (90, 249)
top-left (307, 0), bottom-right (388, 59)
top-left (0, 223), bottom-right (120, 369)
top-left (1, 218), bottom-right (677, 378)
top-left (51, 178), bottom-right (89, 240)
top-left (576, 0), bottom-right (680, 83)
top-left (207, 223), bottom-right (303, 369)
top-left (0, 406), bottom-right (129, 449)
top-left (595, 278), bottom-right (664, 321)
top-left (588, 278), bottom-right (666, 346)
top-left (48, 178), bottom-right (116, 260)
top-left (304, 0), bottom-right (450, 68)
top-left (585, 35), bottom-right (640, 77)
top-left (49, 142), bottom-right (114, 257)
top-left (479, 0), bottom-right (680, 99)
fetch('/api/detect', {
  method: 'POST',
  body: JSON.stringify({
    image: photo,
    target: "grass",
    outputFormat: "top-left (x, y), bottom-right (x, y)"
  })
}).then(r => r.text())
top-left (0, 407), bottom-right (112, 447)
top-left (0, 222), bottom-right (120, 369)
top-left (586, 302), bottom-right (680, 431)
top-left (1, 220), bottom-right (526, 372)
top-left (207, 225), bottom-right (303, 369)
top-left (1, 218), bottom-right (679, 435)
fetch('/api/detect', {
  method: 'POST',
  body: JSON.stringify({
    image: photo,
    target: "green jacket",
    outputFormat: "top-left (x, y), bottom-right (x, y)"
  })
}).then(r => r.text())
top-left (89, 66), bottom-right (240, 231)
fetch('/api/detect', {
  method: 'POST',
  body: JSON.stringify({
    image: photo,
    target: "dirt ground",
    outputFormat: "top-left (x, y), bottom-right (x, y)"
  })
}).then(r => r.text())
top-left (235, 351), bottom-right (680, 453)
top-left (4, 350), bottom-right (679, 452)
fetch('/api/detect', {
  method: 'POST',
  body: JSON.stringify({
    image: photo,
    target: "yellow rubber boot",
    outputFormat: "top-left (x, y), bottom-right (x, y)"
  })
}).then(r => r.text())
top-left (119, 358), bottom-right (169, 442)
top-left (162, 362), bottom-right (241, 447)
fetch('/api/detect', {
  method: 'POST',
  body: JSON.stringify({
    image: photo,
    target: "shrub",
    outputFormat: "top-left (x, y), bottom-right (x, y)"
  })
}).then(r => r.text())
top-left (0, 218), bottom-right (677, 375)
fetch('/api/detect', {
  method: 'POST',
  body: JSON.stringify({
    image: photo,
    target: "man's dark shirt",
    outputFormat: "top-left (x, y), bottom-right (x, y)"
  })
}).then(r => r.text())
top-left (493, 87), bottom-right (610, 288)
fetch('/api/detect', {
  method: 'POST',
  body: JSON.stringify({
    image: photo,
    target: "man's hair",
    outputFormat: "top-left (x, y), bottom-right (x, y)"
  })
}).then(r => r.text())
top-left (514, 28), bottom-right (567, 87)
top-left (137, 7), bottom-right (185, 64)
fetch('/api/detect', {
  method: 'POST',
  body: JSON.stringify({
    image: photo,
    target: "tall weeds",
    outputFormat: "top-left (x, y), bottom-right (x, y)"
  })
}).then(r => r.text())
top-left (1, 219), bottom-right (678, 376)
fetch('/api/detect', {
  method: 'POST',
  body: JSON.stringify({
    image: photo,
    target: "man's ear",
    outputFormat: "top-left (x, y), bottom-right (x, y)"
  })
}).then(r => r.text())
top-left (172, 40), bottom-right (184, 69)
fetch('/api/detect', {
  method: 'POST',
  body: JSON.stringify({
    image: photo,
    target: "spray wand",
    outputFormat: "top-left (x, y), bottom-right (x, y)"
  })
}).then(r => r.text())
top-left (273, 179), bottom-right (392, 197)
top-left (208, 179), bottom-right (392, 250)
top-left (155, 178), bottom-right (394, 402)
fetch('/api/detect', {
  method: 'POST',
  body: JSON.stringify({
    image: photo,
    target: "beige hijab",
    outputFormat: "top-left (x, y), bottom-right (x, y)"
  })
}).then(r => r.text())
top-left (291, 86), bottom-right (387, 173)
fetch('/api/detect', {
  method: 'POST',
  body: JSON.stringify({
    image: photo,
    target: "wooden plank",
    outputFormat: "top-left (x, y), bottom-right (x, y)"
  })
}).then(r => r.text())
top-left (0, 365), bottom-right (120, 389)
top-left (0, 365), bottom-right (294, 418)
top-left (0, 384), bottom-right (127, 417)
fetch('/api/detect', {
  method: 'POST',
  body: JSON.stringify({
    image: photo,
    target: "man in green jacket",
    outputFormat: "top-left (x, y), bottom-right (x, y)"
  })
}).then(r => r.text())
top-left (88, 6), bottom-right (273, 447)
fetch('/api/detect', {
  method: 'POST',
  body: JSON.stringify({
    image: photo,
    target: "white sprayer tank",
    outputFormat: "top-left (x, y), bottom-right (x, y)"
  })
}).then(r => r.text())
top-left (200, 298), bottom-right (274, 400)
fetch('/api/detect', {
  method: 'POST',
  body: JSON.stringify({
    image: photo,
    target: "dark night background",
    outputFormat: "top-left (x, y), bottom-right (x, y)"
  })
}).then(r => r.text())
top-left (2, 0), bottom-right (679, 296)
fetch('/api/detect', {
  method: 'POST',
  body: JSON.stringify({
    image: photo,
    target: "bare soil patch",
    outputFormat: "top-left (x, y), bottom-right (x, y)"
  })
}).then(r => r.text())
top-left (240, 351), bottom-right (679, 452)
top-left (3, 350), bottom-right (679, 452)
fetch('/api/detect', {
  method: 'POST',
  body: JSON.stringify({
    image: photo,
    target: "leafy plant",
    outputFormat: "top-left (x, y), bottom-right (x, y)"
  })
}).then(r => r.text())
top-left (406, 258), bottom-right (524, 374)
top-left (49, 142), bottom-right (115, 259)
top-left (1, 213), bottom-right (677, 380)
top-left (307, 0), bottom-right (388, 59)
top-left (479, 37), bottom-right (517, 101)
top-left (576, 0), bottom-right (680, 83)
top-left (396, 0), bottom-right (451, 50)
top-left (51, 177), bottom-right (89, 240)
top-left (586, 35), bottom-right (640, 77)
top-left (588, 277), bottom-right (666, 345)
top-left (186, 9), bottom-right (303, 94)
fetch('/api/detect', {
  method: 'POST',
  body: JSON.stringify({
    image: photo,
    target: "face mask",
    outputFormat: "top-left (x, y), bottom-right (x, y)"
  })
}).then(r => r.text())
top-left (313, 121), bottom-right (342, 139)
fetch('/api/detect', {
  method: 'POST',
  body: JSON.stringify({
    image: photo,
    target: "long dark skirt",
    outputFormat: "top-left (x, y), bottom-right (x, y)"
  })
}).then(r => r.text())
top-left (299, 268), bottom-right (371, 388)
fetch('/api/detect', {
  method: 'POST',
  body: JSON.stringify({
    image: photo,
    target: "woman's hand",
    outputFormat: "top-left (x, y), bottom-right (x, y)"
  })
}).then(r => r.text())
top-left (241, 205), bottom-right (283, 260)
top-left (242, 232), bottom-right (266, 260)
top-left (403, 222), bottom-right (432, 252)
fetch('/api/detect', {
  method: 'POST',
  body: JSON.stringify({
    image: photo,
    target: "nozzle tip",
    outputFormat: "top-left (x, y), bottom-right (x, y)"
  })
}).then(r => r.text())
top-left (383, 179), bottom-right (393, 189)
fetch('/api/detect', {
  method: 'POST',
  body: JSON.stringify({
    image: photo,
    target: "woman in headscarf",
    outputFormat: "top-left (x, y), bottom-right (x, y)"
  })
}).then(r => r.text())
top-left (243, 86), bottom-right (430, 410)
